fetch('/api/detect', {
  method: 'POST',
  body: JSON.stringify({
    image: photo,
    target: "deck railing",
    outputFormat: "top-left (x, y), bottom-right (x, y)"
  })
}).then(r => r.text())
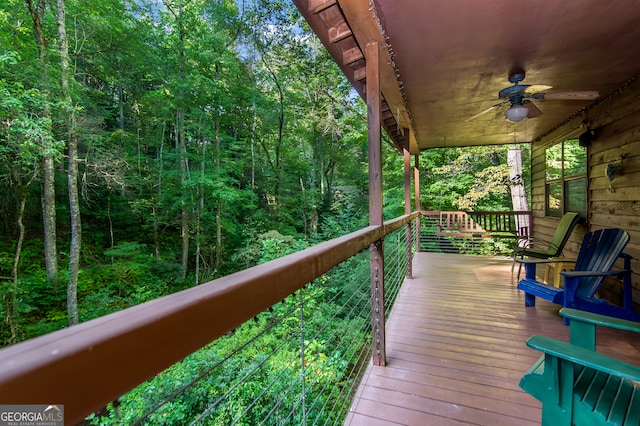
top-left (0, 212), bottom-right (418, 424)
top-left (420, 210), bottom-right (532, 255)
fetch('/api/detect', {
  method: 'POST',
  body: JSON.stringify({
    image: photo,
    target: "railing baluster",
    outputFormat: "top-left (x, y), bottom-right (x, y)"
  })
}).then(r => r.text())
top-left (299, 289), bottom-right (306, 426)
top-left (405, 221), bottom-right (413, 279)
top-left (370, 239), bottom-right (386, 366)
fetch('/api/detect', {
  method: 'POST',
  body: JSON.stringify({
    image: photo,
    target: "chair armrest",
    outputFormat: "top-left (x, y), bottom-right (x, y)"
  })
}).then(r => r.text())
top-left (515, 236), bottom-right (549, 244)
top-left (560, 308), bottom-right (640, 333)
top-left (515, 258), bottom-right (567, 265)
top-left (560, 269), bottom-right (629, 278)
top-left (526, 336), bottom-right (640, 382)
top-left (514, 236), bottom-right (551, 250)
top-left (516, 257), bottom-right (575, 280)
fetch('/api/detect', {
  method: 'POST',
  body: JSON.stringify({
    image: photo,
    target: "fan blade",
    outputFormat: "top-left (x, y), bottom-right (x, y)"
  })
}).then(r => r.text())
top-left (465, 101), bottom-right (507, 122)
top-left (524, 84), bottom-right (552, 95)
top-left (523, 100), bottom-right (543, 118)
top-left (542, 91), bottom-right (599, 100)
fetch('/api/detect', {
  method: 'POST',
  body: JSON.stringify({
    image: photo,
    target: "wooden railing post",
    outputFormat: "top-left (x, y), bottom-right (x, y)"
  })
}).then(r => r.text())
top-left (403, 129), bottom-right (413, 279)
top-left (414, 153), bottom-right (421, 252)
top-left (366, 41), bottom-right (385, 366)
top-left (370, 239), bottom-right (385, 366)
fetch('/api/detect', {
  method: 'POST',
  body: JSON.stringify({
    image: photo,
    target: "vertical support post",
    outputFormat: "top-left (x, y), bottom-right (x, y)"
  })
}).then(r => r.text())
top-left (403, 130), bottom-right (413, 279)
top-left (414, 153), bottom-right (421, 252)
top-left (367, 43), bottom-right (382, 226)
top-left (370, 240), bottom-right (385, 366)
top-left (366, 41), bottom-right (385, 366)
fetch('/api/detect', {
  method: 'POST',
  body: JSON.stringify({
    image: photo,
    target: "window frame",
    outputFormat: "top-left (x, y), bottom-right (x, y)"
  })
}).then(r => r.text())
top-left (544, 138), bottom-right (587, 219)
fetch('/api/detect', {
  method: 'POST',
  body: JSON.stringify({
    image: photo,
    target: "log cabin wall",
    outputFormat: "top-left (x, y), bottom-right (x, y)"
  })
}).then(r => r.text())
top-left (530, 76), bottom-right (640, 307)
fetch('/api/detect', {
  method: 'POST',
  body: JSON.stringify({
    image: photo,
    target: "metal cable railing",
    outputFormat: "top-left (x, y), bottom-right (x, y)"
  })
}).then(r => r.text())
top-left (91, 240), bottom-right (406, 425)
top-left (383, 226), bottom-right (409, 316)
top-left (420, 211), bottom-right (527, 255)
top-left (0, 213), bottom-right (419, 424)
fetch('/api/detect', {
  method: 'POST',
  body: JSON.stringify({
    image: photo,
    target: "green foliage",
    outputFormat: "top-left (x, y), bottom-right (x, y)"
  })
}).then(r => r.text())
top-left (0, 52), bottom-right (62, 175)
top-left (91, 256), bottom-right (371, 425)
top-left (0, 0), bottom-right (524, 421)
top-left (421, 145), bottom-right (529, 211)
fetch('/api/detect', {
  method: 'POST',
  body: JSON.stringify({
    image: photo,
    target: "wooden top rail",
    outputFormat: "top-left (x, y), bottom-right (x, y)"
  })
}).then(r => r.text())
top-left (0, 212), bottom-right (418, 424)
top-left (420, 210), bottom-right (532, 238)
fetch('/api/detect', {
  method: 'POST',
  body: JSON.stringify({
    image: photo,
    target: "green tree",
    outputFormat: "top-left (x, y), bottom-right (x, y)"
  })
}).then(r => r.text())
top-left (421, 145), bottom-right (523, 211)
top-left (0, 52), bottom-right (61, 342)
top-left (24, 0), bottom-right (60, 284)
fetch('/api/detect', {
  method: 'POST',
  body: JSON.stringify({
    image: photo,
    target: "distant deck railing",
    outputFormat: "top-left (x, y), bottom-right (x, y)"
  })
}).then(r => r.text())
top-left (420, 210), bottom-right (532, 254)
top-left (0, 212), bottom-right (419, 424)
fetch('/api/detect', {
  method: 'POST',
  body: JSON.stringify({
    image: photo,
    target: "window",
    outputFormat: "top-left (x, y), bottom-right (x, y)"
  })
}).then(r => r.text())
top-left (545, 139), bottom-right (587, 218)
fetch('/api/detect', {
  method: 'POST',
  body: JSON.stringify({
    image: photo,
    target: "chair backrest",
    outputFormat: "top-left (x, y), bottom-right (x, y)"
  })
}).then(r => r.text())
top-left (547, 212), bottom-right (580, 255)
top-left (574, 228), bottom-right (630, 299)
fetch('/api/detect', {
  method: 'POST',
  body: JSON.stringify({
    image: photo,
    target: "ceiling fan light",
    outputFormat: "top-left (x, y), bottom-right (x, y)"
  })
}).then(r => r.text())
top-left (505, 105), bottom-right (528, 122)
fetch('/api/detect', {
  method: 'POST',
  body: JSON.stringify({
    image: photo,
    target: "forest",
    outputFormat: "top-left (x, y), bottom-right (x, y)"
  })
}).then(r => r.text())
top-left (0, 0), bottom-right (525, 423)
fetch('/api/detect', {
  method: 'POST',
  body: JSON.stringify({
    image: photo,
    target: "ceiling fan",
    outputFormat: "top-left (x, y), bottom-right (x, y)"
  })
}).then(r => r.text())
top-left (466, 72), bottom-right (600, 123)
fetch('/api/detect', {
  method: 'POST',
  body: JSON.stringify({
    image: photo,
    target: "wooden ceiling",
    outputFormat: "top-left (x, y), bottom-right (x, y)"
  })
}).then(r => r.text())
top-left (293, 0), bottom-right (640, 154)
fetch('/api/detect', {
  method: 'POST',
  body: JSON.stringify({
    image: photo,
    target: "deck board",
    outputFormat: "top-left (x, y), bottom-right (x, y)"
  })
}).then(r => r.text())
top-left (344, 252), bottom-right (640, 425)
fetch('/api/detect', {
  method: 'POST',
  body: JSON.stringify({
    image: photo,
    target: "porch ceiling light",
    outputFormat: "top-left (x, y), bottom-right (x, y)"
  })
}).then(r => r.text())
top-left (505, 104), bottom-right (528, 122)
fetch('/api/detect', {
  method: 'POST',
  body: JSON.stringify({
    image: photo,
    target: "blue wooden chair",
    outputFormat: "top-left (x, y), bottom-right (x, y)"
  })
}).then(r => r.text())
top-left (517, 228), bottom-right (640, 324)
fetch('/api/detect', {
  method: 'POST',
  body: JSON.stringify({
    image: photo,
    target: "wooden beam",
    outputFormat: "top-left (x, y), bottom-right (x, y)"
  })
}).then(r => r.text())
top-left (367, 42), bottom-right (382, 227)
top-left (381, 109), bottom-right (393, 120)
top-left (353, 65), bottom-right (366, 81)
top-left (308, 0), bottom-right (336, 14)
top-left (403, 130), bottom-right (413, 279)
top-left (366, 41), bottom-right (386, 367)
top-left (370, 239), bottom-right (386, 365)
top-left (415, 153), bottom-right (421, 252)
top-left (403, 131), bottom-right (411, 215)
top-left (342, 46), bottom-right (364, 64)
top-left (328, 22), bottom-right (352, 43)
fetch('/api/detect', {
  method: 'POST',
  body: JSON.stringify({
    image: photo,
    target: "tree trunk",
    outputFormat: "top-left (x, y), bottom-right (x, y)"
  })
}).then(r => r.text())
top-left (58, 0), bottom-right (80, 325)
top-left (251, 104), bottom-right (256, 192)
top-left (153, 123), bottom-right (165, 261)
top-left (6, 187), bottom-right (28, 343)
top-left (176, 108), bottom-right (190, 281)
top-left (41, 157), bottom-right (58, 283)
top-left (195, 124), bottom-right (205, 286)
top-left (260, 55), bottom-right (284, 218)
top-left (26, 0), bottom-right (59, 284)
top-left (507, 147), bottom-right (530, 232)
top-left (300, 176), bottom-right (308, 236)
top-left (214, 106), bottom-right (222, 272)
top-left (175, 1), bottom-right (189, 281)
top-left (177, 110), bottom-right (189, 280)
top-left (108, 191), bottom-right (114, 263)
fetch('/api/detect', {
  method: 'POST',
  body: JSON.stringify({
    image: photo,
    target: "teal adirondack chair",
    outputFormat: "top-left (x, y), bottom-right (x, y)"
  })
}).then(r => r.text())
top-left (512, 211), bottom-right (580, 278)
top-left (520, 308), bottom-right (640, 426)
top-left (517, 228), bottom-right (640, 324)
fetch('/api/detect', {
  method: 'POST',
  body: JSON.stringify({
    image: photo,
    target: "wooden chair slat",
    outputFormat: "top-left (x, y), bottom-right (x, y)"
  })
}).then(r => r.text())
top-left (520, 309), bottom-right (640, 425)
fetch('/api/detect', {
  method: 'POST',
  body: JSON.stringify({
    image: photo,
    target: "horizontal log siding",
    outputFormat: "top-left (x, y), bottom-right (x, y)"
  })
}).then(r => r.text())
top-left (531, 77), bottom-right (640, 307)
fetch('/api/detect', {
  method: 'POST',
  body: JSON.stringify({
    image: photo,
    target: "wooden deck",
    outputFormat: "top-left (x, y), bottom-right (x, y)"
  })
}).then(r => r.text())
top-left (344, 252), bottom-right (640, 425)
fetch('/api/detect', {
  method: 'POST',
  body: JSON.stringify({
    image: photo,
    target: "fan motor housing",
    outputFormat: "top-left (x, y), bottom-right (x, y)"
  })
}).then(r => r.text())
top-left (499, 85), bottom-right (529, 100)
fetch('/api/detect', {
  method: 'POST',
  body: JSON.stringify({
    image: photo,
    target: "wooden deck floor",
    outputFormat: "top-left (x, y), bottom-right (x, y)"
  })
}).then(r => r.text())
top-left (344, 252), bottom-right (640, 426)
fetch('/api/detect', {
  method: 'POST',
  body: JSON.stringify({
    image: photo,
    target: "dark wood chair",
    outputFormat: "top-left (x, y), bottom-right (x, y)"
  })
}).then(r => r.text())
top-left (512, 211), bottom-right (580, 278)
top-left (520, 308), bottom-right (640, 426)
top-left (517, 228), bottom-right (640, 324)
